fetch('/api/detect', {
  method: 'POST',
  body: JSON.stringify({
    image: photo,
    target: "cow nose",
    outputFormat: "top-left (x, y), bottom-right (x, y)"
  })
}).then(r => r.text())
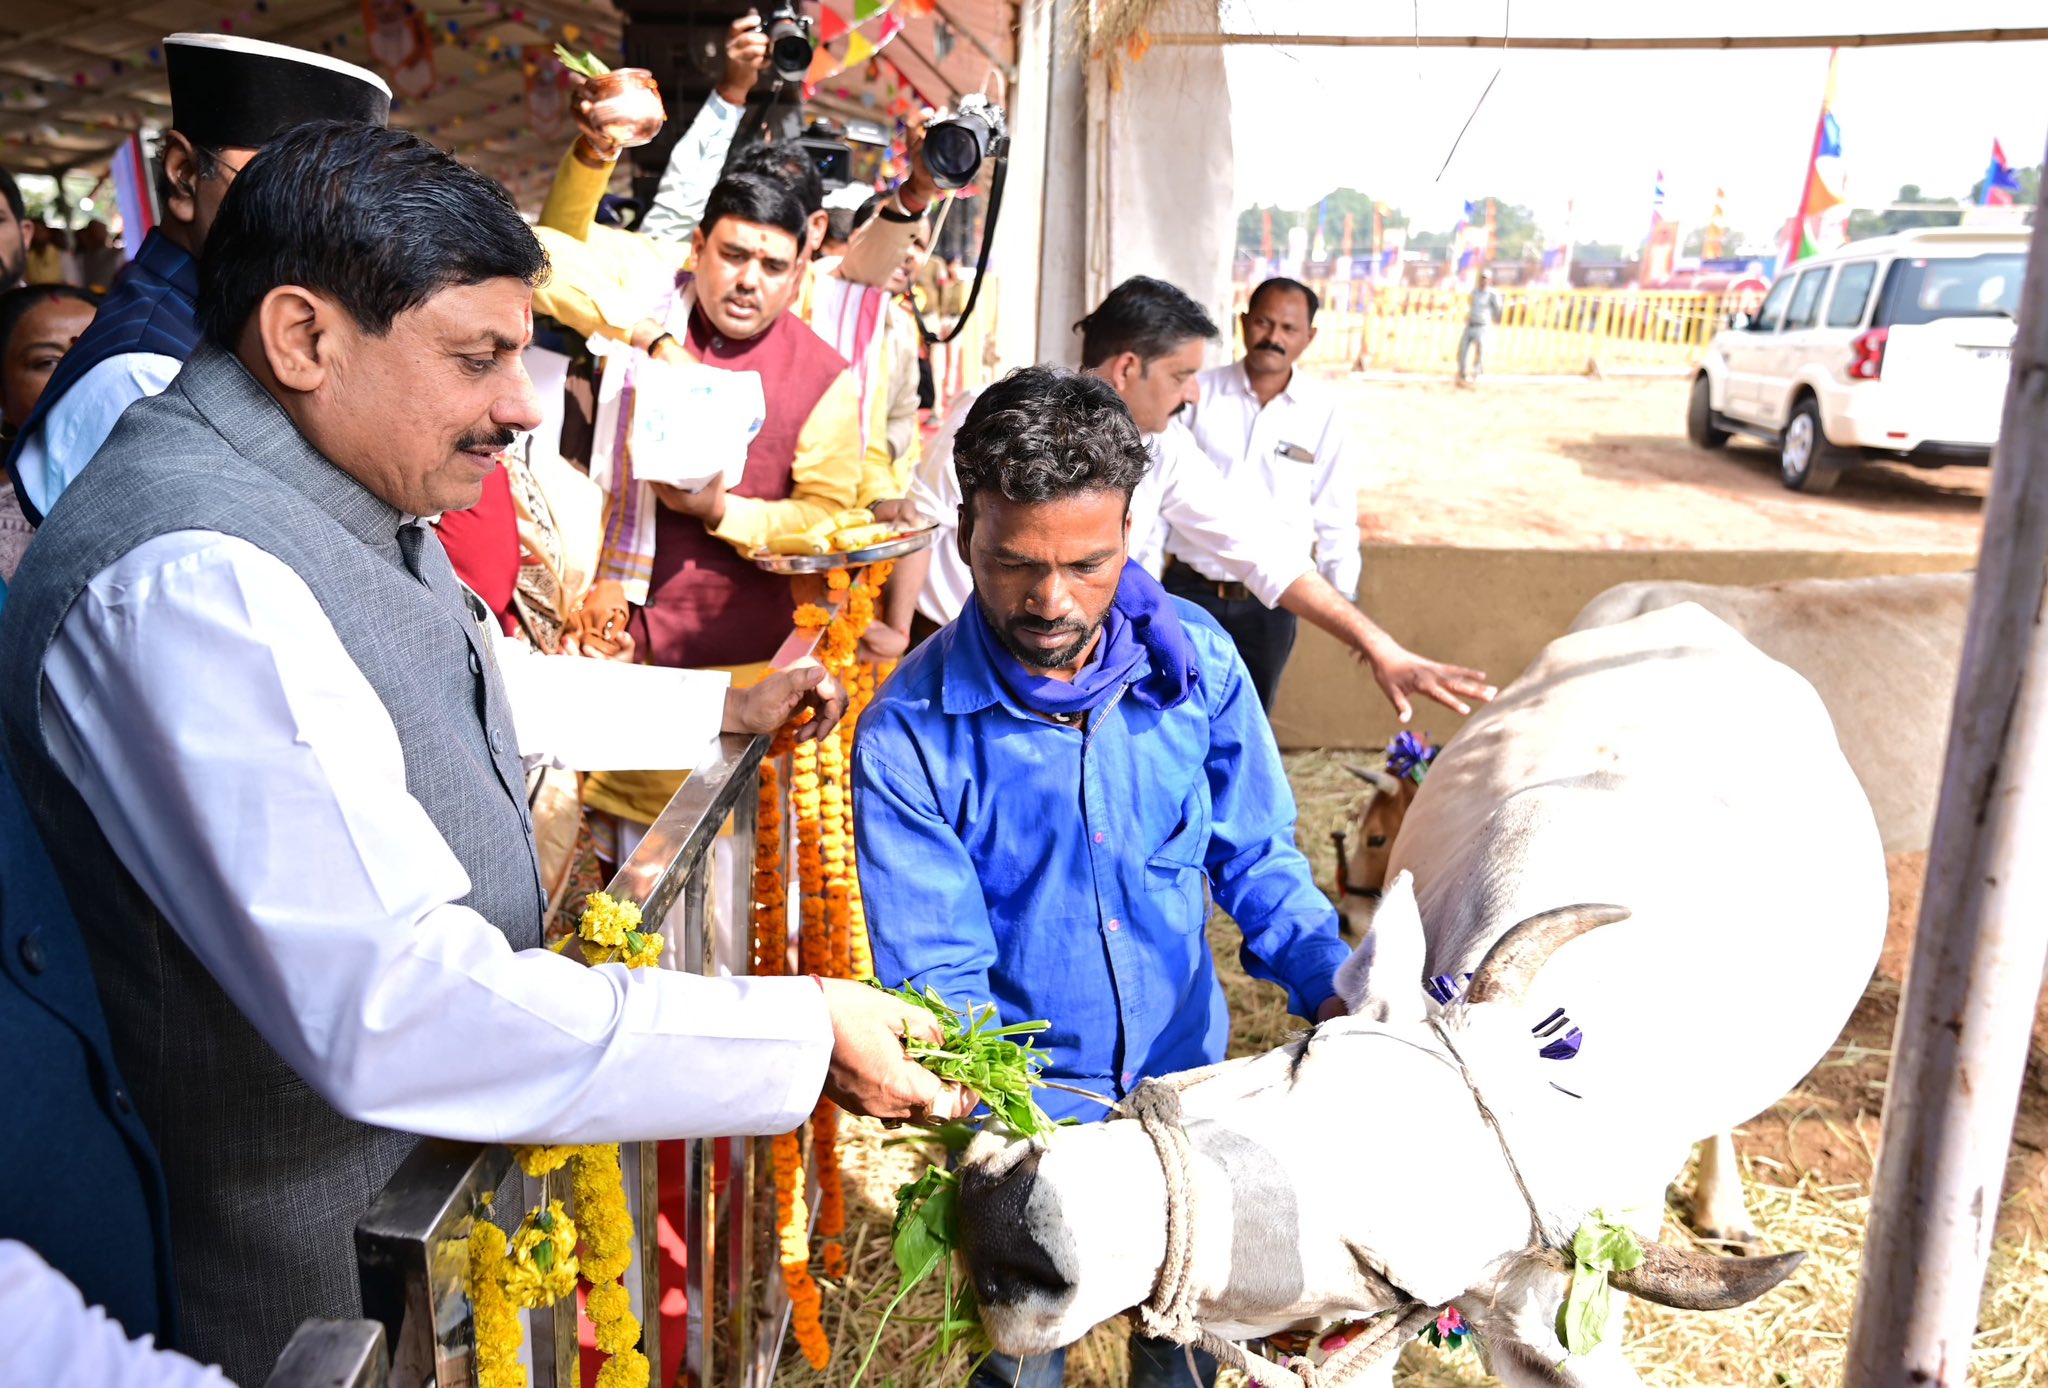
top-left (959, 1147), bottom-right (1073, 1306)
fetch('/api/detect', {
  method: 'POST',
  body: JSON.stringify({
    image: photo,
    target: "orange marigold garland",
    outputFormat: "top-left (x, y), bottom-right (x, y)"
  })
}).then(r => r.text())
top-left (762, 561), bottom-right (904, 1369)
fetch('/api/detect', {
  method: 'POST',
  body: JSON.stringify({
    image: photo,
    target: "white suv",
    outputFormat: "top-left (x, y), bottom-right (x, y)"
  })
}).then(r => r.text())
top-left (1690, 227), bottom-right (2025, 493)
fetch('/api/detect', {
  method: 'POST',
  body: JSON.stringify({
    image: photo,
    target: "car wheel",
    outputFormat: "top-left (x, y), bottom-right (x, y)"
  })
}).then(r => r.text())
top-left (1687, 375), bottom-right (1729, 450)
top-left (1780, 398), bottom-right (1843, 495)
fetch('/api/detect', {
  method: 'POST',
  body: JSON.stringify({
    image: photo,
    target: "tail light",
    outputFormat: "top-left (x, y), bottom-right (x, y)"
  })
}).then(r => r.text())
top-left (1850, 327), bottom-right (1888, 380)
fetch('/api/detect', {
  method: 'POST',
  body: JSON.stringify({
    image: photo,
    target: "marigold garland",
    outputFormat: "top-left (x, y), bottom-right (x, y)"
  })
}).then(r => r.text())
top-left (469, 895), bottom-right (670, 1387)
top-left (470, 1219), bottom-right (525, 1388)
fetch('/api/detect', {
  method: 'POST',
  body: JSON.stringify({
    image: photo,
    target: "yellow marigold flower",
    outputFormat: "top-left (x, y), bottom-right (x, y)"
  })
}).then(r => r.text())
top-left (502, 1200), bottom-right (580, 1309)
top-left (513, 1144), bottom-right (580, 1178)
top-left (578, 891), bottom-right (640, 949)
top-left (595, 1349), bottom-right (652, 1388)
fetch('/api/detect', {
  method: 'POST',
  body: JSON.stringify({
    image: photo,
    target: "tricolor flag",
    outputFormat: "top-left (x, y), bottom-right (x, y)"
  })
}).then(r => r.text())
top-left (1983, 139), bottom-right (2023, 206)
top-left (1787, 49), bottom-right (1849, 264)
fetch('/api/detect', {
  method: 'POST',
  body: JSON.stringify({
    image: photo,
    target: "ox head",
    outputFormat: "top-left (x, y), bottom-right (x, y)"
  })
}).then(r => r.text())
top-left (1335, 762), bottom-right (1419, 934)
top-left (956, 874), bottom-right (1802, 1381)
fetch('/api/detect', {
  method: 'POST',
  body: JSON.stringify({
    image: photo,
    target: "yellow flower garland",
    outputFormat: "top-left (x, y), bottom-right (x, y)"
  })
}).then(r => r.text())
top-left (468, 893), bottom-right (668, 1387)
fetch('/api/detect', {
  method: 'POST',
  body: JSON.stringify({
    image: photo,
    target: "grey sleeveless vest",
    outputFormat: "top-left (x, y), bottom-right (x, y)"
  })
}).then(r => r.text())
top-left (0, 344), bottom-right (546, 1383)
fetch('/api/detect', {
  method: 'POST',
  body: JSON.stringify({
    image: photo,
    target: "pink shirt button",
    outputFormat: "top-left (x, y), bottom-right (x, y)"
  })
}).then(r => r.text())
top-left (1093, 831), bottom-right (1104, 844)
top-left (1106, 918), bottom-right (1120, 931)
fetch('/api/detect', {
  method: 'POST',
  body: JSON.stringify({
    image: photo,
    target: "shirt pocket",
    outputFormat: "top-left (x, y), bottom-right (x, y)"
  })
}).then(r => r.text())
top-left (1144, 806), bottom-right (1210, 932)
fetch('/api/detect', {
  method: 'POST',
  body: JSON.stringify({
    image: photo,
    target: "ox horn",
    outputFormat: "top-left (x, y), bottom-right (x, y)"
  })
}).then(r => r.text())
top-left (1462, 903), bottom-right (1633, 1007)
top-left (1345, 763), bottom-right (1401, 794)
top-left (1610, 1242), bottom-right (1806, 1311)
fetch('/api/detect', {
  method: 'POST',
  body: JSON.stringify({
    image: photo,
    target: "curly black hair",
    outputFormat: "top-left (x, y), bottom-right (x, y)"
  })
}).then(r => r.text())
top-left (953, 366), bottom-right (1151, 512)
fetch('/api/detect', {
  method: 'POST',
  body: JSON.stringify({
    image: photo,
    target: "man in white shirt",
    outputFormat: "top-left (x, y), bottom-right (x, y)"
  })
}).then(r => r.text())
top-left (891, 276), bottom-right (1491, 723)
top-left (0, 122), bottom-right (966, 1380)
top-left (1180, 276), bottom-right (1359, 708)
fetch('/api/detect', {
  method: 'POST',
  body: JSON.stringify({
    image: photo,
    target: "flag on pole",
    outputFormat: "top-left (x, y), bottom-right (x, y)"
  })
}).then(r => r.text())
top-left (1786, 49), bottom-right (1848, 264)
top-left (1983, 139), bottom-right (2022, 206)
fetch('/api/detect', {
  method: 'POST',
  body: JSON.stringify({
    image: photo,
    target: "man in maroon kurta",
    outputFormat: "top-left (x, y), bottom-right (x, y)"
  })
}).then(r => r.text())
top-left (629, 172), bottom-right (866, 669)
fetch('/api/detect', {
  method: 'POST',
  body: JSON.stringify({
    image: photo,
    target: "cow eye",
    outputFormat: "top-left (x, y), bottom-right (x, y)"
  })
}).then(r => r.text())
top-left (1366, 835), bottom-right (1387, 848)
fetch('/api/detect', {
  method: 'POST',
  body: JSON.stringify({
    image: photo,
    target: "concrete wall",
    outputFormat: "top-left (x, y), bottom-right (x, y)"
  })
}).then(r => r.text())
top-left (1270, 545), bottom-right (1977, 751)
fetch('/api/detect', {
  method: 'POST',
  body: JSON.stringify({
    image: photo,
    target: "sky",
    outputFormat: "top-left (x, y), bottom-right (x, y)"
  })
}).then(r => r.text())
top-left (1223, 0), bottom-right (2048, 247)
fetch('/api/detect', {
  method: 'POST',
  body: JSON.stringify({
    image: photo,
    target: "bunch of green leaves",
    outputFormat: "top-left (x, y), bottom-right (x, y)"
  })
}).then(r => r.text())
top-left (877, 982), bottom-right (1055, 1140)
top-left (847, 1164), bottom-right (990, 1388)
top-left (1557, 1211), bottom-right (1645, 1360)
top-left (553, 45), bottom-right (610, 78)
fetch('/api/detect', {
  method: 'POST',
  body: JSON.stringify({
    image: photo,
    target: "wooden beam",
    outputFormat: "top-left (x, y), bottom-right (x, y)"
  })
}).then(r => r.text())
top-left (1842, 129), bottom-right (2048, 1387)
top-left (931, 2), bottom-right (1016, 82)
top-left (1146, 26), bottom-right (2048, 51)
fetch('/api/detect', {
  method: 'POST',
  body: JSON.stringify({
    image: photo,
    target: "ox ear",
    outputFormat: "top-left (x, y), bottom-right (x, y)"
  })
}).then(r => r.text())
top-left (1333, 870), bottom-right (1429, 1024)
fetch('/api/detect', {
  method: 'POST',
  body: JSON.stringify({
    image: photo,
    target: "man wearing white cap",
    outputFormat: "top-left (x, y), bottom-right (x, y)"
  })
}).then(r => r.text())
top-left (4, 34), bottom-right (391, 527)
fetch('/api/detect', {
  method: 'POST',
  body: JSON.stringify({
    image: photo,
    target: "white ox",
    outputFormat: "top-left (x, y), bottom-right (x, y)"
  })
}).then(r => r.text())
top-left (1334, 570), bottom-right (1968, 922)
top-left (957, 605), bottom-right (1888, 1386)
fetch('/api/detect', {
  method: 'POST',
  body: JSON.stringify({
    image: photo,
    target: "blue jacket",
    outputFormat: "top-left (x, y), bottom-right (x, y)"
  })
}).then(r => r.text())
top-left (0, 752), bottom-right (177, 1341)
top-left (6, 228), bottom-right (203, 525)
top-left (853, 598), bottom-right (1348, 1121)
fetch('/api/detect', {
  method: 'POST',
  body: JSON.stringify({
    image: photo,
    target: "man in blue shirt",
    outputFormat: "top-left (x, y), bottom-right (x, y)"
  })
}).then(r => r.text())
top-left (854, 366), bottom-right (1351, 1388)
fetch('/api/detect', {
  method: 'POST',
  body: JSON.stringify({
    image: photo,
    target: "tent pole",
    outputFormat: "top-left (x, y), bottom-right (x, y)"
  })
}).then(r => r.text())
top-left (1843, 139), bottom-right (2048, 1387)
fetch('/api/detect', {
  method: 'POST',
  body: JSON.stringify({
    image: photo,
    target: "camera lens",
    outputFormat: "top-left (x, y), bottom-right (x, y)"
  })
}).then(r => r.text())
top-left (769, 29), bottom-right (812, 81)
top-left (924, 116), bottom-right (986, 190)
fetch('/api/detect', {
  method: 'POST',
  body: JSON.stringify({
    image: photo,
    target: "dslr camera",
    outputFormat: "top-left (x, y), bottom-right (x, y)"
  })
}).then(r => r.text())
top-left (763, 2), bottom-right (815, 85)
top-left (923, 93), bottom-right (1007, 190)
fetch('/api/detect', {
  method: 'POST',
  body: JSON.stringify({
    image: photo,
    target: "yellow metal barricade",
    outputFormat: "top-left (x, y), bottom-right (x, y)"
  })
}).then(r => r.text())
top-left (1228, 282), bottom-right (1742, 377)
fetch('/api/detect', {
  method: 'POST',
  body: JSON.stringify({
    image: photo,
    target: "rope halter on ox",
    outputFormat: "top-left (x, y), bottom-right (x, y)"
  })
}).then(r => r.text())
top-left (1113, 1078), bottom-right (1439, 1388)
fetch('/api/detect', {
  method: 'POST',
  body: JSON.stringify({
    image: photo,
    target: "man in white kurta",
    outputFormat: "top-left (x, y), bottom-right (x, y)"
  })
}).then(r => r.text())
top-left (1179, 276), bottom-right (1364, 709)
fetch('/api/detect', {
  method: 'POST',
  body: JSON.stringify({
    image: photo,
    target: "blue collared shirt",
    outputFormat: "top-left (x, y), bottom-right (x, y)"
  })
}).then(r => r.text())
top-left (853, 598), bottom-right (1349, 1122)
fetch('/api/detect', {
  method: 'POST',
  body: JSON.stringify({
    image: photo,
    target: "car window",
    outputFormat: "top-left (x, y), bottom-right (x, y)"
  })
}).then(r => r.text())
top-left (1751, 275), bottom-right (1795, 331)
top-left (1825, 261), bottom-right (1878, 328)
top-left (1784, 268), bottom-right (1832, 330)
top-left (1876, 252), bottom-right (2025, 327)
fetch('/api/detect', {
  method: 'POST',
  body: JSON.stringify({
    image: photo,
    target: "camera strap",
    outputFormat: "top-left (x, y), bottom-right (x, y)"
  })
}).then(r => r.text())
top-left (912, 150), bottom-right (1006, 347)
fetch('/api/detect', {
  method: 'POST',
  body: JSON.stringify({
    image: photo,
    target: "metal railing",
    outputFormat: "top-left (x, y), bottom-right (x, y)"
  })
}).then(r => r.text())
top-left (354, 613), bottom-right (828, 1388)
top-left (1228, 281), bottom-right (1757, 376)
top-left (264, 1318), bottom-right (390, 1388)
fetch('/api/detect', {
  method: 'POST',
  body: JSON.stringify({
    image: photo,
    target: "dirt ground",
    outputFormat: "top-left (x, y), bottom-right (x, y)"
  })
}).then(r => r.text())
top-left (1334, 374), bottom-right (1990, 554)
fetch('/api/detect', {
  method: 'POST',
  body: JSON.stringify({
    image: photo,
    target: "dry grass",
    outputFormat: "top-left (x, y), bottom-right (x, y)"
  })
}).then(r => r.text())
top-left (772, 751), bottom-right (2048, 1386)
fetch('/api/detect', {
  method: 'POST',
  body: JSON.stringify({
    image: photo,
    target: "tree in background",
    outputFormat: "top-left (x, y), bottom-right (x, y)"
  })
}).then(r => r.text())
top-left (1236, 187), bottom-right (1409, 259)
top-left (1571, 240), bottom-right (1626, 263)
top-left (1846, 183), bottom-right (1962, 240)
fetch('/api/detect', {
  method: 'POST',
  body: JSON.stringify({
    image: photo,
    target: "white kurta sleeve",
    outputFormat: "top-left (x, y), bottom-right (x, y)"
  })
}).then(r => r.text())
top-left (1152, 426), bottom-right (1312, 609)
top-left (0, 1242), bottom-right (232, 1388)
top-left (907, 388), bottom-right (978, 626)
top-left (493, 635), bottom-right (730, 771)
top-left (1309, 415), bottom-right (1363, 600)
top-left (41, 532), bottom-right (832, 1144)
top-left (15, 352), bottom-right (184, 517)
top-left (637, 91), bottom-right (745, 245)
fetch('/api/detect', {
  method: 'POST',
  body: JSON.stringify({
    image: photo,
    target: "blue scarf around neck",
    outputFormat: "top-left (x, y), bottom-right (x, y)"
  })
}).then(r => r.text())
top-left (965, 559), bottom-right (1200, 718)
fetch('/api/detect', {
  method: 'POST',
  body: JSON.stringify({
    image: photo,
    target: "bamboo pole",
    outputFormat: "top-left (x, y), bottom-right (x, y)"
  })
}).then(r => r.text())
top-left (1843, 141), bottom-right (2048, 1388)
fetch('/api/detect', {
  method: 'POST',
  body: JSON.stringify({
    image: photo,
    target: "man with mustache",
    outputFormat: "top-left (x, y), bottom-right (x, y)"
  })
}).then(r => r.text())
top-left (0, 124), bottom-right (969, 1380)
top-left (1179, 277), bottom-right (1359, 709)
top-left (853, 366), bottom-right (1353, 1388)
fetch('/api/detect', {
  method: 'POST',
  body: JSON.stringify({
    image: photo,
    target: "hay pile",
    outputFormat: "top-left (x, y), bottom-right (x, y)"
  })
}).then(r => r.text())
top-left (773, 750), bottom-right (2048, 1386)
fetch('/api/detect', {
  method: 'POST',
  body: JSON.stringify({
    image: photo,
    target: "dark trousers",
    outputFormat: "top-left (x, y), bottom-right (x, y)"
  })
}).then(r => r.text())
top-left (969, 1334), bottom-right (1218, 1388)
top-left (1164, 563), bottom-right (1299, 712)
